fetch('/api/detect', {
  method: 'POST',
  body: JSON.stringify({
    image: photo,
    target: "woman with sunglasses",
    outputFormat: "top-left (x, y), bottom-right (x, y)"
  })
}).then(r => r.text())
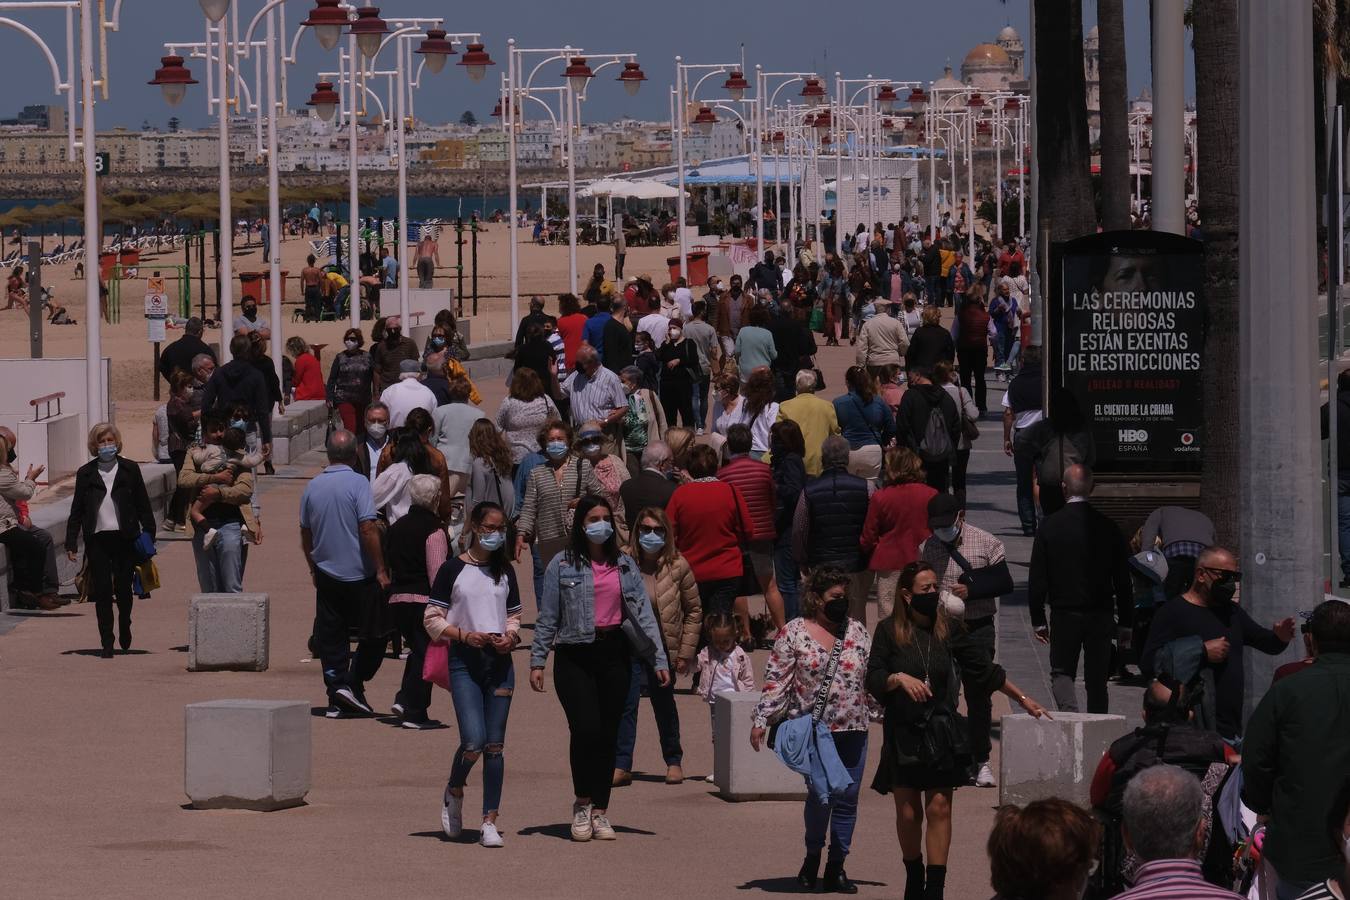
top-left (424, 501), bottom-right (521, 848)
top-left (612, 506), bottom-right (702, 788)
top-left (530, 495), bottom-right (670, 842)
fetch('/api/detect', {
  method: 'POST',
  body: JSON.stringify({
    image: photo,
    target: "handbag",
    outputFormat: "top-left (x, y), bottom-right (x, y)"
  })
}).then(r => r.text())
top-left (912, 705), bottom-right (970, 766)
top-left (957, 385), bottom-right (980, 441)
top-left (132, 530), bottom-right (157, 563)
top-left (422, 640), bottom-right (451, 691)
top-left (134, 559), bottom-right (161, 593)
top-left (945, 544), bottom-right (1014, 602)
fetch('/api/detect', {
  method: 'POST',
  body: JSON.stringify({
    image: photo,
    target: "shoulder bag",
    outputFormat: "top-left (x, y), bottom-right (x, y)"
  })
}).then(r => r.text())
top-left (769, 628), bottom-right (846, 749)
top-left (945, 543), bottom-right (1013, 603)
top-left (956, 385), bottom-right (980, 442)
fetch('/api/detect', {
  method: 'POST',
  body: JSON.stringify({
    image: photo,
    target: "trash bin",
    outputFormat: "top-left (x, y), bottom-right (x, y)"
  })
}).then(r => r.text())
top-left (118, 248), bottom-right (140, 268)
top-left (239, 272), bottom-right (264, 304)
top-left (99, 251), bottom-right (118, 282)
top-left (258, 270), bottom-right (289, 306)
top-left (666, 250), bottom-right (709, 286)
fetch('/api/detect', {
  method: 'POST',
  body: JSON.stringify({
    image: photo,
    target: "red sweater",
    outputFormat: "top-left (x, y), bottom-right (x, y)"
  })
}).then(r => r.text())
top-left (860, 482), bottom-right (938, 571)
top-left (293, 352), bottom-right (326, 401)
top-left (717, 456), bottom-right (777, 541)
top-left (667, 480), bottom-right (752, 581)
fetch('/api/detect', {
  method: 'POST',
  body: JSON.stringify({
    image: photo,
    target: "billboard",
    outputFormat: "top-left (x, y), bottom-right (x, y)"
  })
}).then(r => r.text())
top-left (1049, 231), bottom-right (1206, 475)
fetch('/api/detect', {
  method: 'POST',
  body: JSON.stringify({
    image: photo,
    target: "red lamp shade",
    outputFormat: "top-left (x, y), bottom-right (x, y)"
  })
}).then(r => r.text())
top-left (415, 29), bottom-right (457, 74)
top-left (771, 130), bottom-right (785, 152)
top-left (306, 81), bottom-right (341, 121)
top-left (347, 7), bottom-right (389, 60)
top-left (875, 83), bottom-right (898, 113)
top-left (800, 77), bottom-right (825, 107)
top-left (691, 105), bottom-right (718, 135)
top-left (966, 92), bottom-right (985, 110)
top-left (1002, 95), bottom-right (1021, 113)
top-left (906, 86), bottom-right (928, 112)
top-left (618, 61), bottom-right (646, 97)
top-left (148, 55), bottom-right (198, 107)
top-left (301, 0), bottom-right (348, 51)
top-left (812, 108), bottom-right (832, 136)
top-left (456, 42), bottom-right (495, 82)
top-left (723, 69), bottom-right (749, 101)
top-left (563, 56), bottom-right (594, 93)
top-left (880, 117), bottom-right (895, 132)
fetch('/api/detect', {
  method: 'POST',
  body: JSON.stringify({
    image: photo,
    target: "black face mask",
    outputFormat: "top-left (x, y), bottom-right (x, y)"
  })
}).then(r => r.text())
top-left (909, 591), bottom-right (940, 619)
top-left (387, 329), bottom-right (401, 341)
top-left (1208, 577), bottom-right (1238, 605)
top-left (823, 596), bottom-right (849, 624)
top-left (242, 306), bottom-right (257, 320)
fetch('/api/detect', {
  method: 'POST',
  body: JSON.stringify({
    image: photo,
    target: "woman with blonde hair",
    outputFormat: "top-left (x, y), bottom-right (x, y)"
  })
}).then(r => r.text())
top-left (866, 561), bottom-right (1049, 900)
top-left (612, 505), bottom-right (701, 787)
top-left (861, 448), bottom-right (939, 619)
top-left (65, 424), bottom-right (156, 657)
top-left (663, 426), bottom-right (695, 480)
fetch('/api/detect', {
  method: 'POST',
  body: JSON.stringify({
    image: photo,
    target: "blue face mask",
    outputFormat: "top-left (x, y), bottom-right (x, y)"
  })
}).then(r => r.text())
top-left (478, 530), bottom-right (506, 552)
top-left (431, 336), bottom-right (446, 348)
top-left (97, 444), bottom-right (117, 462)
top-left (229, 419), bottom-right (247, 431)
top-left (638, 531), bottom-right (666, 553)
top-left (584, 520), bottom-right (614, 544)
top-left (545, 441), bottom-right (568, 459)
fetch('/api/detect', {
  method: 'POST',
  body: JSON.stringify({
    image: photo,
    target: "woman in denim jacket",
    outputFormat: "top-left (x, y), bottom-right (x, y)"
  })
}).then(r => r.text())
top-left (529, 494), bottom-right (670, 844)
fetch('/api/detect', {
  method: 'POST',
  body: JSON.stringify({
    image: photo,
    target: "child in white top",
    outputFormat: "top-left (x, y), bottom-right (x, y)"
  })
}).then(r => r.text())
top-left (695, 613), bottom-right (756, 781)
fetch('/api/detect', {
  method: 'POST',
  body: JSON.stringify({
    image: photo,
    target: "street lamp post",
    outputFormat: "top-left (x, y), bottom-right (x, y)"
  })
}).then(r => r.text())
top-left (674, 57), bottom-right (741, 283)
top-left (752, 69), bottom-right (811, 255)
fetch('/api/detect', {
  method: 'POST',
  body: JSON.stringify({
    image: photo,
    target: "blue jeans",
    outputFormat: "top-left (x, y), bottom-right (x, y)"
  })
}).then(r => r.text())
top-left (775, 535), bottom-right (801, 621)
top-left (614, 656), bottom-right (683, 771)
top-left (448, 644), bottom-right (515, 816)
top-left (1012, 440), bottom-right (1037, 534)
top-left (692, 375), bottom-right (710, 430)
top-left (803, 730), bottom-right (868, 862)
top-left (1338, 493), bottom-right (1350, 580)
top-left (531, 542), bottom-right (544, 608)
top-left (192, 521), bottom-right (245, 592)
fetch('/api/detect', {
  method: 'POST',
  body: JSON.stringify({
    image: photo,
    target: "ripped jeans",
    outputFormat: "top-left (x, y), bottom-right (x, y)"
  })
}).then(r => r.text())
top-left (448, 643), bottom-right (516, 816)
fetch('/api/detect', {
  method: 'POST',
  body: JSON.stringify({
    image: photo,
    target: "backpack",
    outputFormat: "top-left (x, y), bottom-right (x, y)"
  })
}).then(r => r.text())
top-left (917, 394), bottom-right (953, 462)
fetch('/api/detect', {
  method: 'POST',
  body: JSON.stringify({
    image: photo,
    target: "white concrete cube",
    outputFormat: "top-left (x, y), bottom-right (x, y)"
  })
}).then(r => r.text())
top-left (713, 691), bottom-right (808, 801)
top-left (185, 700), bottom-right (310, 810)
top-left (188, 593), bottom-right (269, 672)
top-left (999, 712), bottom-right (1130, 807)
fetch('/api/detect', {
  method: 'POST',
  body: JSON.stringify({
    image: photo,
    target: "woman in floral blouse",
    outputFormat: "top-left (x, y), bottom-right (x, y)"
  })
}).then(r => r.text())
top-left (751, 566), bottom-right (877, 895)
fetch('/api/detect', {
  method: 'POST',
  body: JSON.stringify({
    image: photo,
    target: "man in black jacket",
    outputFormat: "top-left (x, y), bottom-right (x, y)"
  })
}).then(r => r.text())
top-left (158, 317), bottom-right (216, 387)
top-left (768, 298), bottom-right (817, 401)
top-left (1028, 464), bottom-right (1133, 713)
top-left (203, 334), bottom-right (273, 449)
top-left (749, 251), bottom-right (781, 300)
top-left (793, 436), bottom-right (874, 621)
top-left (619, 442), bottom-right (677, 523)
top-left (896, 370), bottom-right (960, 493)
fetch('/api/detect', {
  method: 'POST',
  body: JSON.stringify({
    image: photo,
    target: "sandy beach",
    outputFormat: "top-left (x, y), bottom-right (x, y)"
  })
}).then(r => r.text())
top-left (0, 224), bottom-right (701, 460)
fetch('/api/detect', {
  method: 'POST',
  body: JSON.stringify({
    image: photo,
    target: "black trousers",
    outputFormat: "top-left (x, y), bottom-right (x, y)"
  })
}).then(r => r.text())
top-left (951, 447), bottom-right (971, 508)
top-left (660, 380), bottom-right (696, 430)
top-left (951, 615), bottom-right (995, 764)
top-left (0, 525), bottom-right (46, 594)
top-left (698, 577), bottom-right (740, 620)
top-left (923, 458), bottom-right (952, 494)
top-left (87, 531), bottom-right (134, 650)
top-left (553, 632), bottom-right (632, 810)
top-left (957, 345), bottom-right (988, 412)
top-left (313, 570), bottom-right (387, 702)
top-left (393, 602), bottom-right (433, 721)
top-left (1048, 608), bottom-right (1114, 713)
top-left (1040, 484), bottom-right (1067, 517)
top-left (167, 449), bottom-right (189, 525)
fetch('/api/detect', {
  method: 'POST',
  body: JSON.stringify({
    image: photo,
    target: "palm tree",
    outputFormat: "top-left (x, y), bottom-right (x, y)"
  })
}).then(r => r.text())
top-left (1191, 0), bottom-right (1240, 544)
top-left (1034, 0), bottom-right (1095, 243)
top-left (1096, 0), bottom-right (1131, 231)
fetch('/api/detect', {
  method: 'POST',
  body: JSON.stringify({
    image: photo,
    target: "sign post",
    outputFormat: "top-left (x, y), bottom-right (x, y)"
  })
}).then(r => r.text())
top-left (1048, 230), bottom-right (1206, 529)
top-left (146, 272), bottom-right (168, 400)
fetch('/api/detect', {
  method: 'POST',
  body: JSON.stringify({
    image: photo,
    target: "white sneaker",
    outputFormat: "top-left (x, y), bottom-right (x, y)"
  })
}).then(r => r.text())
top-left (975, 762), bottom-right (996, 788)
top-left (201, 527), bottom-right (219, 550)
top-left (441, 785), bottom-right (463, 838)
top-left (479, 821), bottom-right (504, 848)
top-left (570, 802), bottom-right (593, 841)
top-left (590, 811), bottom-right (616, 840)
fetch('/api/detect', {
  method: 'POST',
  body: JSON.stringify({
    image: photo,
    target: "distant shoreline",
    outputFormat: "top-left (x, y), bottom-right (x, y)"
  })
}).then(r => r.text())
top-left (0, 167), bottom-right (612, 201)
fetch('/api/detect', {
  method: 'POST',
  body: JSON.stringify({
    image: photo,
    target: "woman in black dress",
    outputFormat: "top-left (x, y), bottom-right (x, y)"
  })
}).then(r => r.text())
top-left (866, 561), bottom-right (1049, 900)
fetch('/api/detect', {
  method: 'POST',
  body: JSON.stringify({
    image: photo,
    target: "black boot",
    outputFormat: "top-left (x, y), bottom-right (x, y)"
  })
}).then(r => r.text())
top-left (796, 852), bottom-right (820, 890)
top-left (924, 864), bottom-right (947, 900)
top-left (903, 856), bottom-right (925, 900)
top-left (822, 860), bottom-right (857, 894)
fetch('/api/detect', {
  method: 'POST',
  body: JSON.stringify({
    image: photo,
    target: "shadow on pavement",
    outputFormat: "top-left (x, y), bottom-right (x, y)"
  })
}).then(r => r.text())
top-left (517, 822), bottom-right (656, 840)
top-left (9, 611), bottom-right (83, 618)
top-left (736, 876), bottom-right (889, 893)
top-left (61, 648), bottom-right (151, 656)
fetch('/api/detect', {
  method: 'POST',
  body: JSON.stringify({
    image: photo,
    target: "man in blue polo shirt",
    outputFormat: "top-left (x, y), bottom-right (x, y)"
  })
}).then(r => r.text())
top-left (300, 429), bottom-right (391, 717)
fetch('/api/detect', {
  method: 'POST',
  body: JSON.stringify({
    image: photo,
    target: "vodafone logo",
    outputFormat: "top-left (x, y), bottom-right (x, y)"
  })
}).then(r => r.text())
top-left (1180, 432), bottom-right (1194, 446)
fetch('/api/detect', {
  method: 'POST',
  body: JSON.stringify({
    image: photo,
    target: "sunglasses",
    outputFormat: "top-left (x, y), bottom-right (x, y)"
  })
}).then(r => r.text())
top-left (1202, 567), bottom-right (1243, 583)
top-left (638, 526), bottom-right (667, 537)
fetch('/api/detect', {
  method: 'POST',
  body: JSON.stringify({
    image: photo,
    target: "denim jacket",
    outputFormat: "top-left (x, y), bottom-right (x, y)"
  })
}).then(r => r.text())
top-left (530, 550), bottom-right (670, 672)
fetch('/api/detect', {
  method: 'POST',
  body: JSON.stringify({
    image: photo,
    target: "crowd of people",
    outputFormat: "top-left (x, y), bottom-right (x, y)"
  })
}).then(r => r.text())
top-left (11, 217), bottom-right (1345, 900)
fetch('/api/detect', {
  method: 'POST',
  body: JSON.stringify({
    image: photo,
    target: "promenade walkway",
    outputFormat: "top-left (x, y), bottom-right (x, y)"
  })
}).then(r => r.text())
top-left (0, 342), bottom-right (1140, 898)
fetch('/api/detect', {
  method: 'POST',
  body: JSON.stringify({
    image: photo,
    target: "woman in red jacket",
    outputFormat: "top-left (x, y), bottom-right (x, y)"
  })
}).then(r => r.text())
top-left (717, 423), bottom-right (785, 643)
top-left (861, 448), bottom-right (938, 619)
top-left (667, 443), bottom-right (753, 622)
top-left (286, 337), bottom-right (326, 401)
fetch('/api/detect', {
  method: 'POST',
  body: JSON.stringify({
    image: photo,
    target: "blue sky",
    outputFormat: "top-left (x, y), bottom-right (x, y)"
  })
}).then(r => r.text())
top-left (0, 0), bottom-right (1192, 130)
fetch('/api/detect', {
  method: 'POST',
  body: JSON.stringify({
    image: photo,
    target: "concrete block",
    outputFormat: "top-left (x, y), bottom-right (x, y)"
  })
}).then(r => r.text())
top-left (713, 691), bottom-right (807, 801)
top-left (184, 699), bottom-right (310, 810)
top-left (188, 593), bottom-right (269, 672)
top-left (999, 713), bottom-right (1130, 808)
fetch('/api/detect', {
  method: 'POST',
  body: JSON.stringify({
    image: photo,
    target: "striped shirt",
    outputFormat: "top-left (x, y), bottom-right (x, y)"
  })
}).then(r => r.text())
top-left (1292, 881), bottom-right (1342, 900)
top-left (515, 456), bottom-right (603, 543)
top-left (1113, 859), bottom-right (1243, 899)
